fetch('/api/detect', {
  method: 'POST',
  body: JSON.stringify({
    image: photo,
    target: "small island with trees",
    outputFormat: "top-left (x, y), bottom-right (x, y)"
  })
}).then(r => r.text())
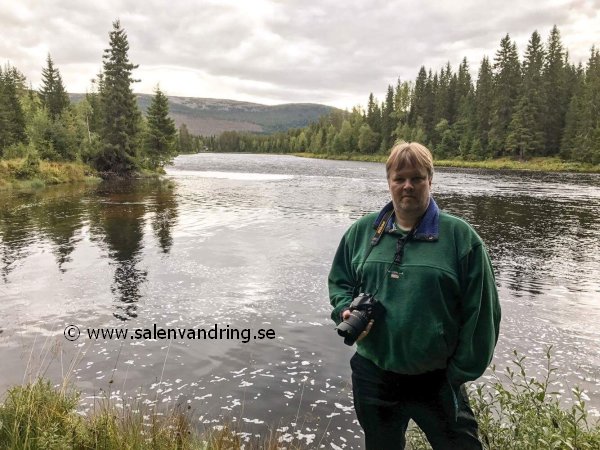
top-left (0, 20), bottom-right (179, 189)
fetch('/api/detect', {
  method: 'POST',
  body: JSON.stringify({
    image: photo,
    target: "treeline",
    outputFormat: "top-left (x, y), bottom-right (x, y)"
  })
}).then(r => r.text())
top-left (0, 20), bottom-right (198, 177)
top-left (207, 26), bottom-right (600, 165)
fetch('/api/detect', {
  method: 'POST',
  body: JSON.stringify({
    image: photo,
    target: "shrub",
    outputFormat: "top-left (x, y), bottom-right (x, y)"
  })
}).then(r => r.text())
top-left (471, 348), bottom-right (600, 449)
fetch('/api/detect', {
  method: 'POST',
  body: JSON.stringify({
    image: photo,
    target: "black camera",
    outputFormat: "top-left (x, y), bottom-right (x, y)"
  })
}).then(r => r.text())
top-left (336, 293), bottom-right (386, 346)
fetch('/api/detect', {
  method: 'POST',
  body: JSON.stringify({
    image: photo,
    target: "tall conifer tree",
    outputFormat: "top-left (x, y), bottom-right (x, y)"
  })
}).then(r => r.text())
top-left (506, 31), bottom-right (546, 158)
top-left (454, 58), bottom-right (475, 157)
top-left (474, 57), bottom-right (494, 157)
top-left (408, 66), bottom-right (428, 127)
top-left (380, 85), bottom-right (395, 152)
top-left (489, 34), bottom-right (522, 155)
top-left (39, 54), bottom-right (70, 120)
top-left (96, 20), bottom-right (141, 174)
top-left (0, 65), bottom-right (27, 152)
top-left (542, 25), bottom-right (567, 155)
top-left (144, 86), bottom-right (177, 169)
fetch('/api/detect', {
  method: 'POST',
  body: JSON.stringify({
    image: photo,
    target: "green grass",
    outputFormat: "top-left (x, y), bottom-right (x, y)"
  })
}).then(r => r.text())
top-left (293, 153), bottom-right (600, 173)
top-left (0, 380), bottom-right (303, 449)
top-left (0, 380), bottom-right (194, 449)
top-left (0, 158), bottom-right (100, 190)
top-left (1, 348), bottom-right (598, 449)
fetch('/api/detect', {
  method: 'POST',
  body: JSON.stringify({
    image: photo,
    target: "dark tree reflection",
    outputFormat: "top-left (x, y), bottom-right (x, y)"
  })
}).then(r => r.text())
top-left (0, 186), bottom-right (88, 278)
top-left (88, 179), bottom-right (177, 321)
top-left (150, 181), bottom-right (178, 254)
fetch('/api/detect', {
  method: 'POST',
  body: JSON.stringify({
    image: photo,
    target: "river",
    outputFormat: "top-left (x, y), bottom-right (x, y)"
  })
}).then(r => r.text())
top-left (1, 153), bottom-right (599, 448)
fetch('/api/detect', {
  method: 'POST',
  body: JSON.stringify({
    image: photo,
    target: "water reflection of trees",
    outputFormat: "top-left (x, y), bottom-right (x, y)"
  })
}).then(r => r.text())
top-left (0, 187), bottom-right (87, 278)
top-left (0, 192), bottom-right (37, 280)
top-left (437, 194), bottom-right (600, 299)
top-left (151, 182), bottom-right (178, 253)
top-left (0, 179), bottom-right (178, 320)
top-left (89, 179), bottom-right (178, 320)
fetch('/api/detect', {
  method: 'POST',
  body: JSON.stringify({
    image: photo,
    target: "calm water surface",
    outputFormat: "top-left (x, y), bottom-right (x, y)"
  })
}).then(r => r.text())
top-left (1, 153), bottom-right (599, 448)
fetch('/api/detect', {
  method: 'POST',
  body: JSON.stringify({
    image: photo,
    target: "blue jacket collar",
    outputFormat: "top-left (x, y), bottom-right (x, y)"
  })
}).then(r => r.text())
top-left (373, 197), bottom-right (439, 241)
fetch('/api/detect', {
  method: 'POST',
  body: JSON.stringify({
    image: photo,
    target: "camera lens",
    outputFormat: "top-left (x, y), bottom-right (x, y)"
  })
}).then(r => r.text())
top-left (336, 310), bottom-right (370, 346)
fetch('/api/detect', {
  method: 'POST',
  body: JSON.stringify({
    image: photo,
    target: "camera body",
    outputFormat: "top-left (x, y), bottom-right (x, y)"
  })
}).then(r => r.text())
top-left (336, 293), bottom-right (386, 346)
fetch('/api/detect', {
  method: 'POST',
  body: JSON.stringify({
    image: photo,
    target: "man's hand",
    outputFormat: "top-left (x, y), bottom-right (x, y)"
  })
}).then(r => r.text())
top-left (342, 310), bottom-right (374, 342)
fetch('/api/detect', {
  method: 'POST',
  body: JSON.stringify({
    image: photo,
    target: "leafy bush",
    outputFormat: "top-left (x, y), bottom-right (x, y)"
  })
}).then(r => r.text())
top-left (472, 348), bottom-right (600, 449)
top-left (407, 348), bottom-right (600, 449)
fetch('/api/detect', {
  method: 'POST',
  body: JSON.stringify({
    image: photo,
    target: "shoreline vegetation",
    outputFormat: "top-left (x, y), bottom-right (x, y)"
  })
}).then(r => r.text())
top-left (0, 158), bottom-right (99, 190)
top-left (292, 152), bottom-right (600, 173)
top-left (0, 157), bottom-right (168, 191)
top-left (1, 152), bottom-right (599, 192)
top-left (1, 349), bottom-right (599, 449)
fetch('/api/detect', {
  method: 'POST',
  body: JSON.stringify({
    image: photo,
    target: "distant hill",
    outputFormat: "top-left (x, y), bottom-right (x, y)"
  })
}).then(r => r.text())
top-left (69, 93), bottom-right (338, 136)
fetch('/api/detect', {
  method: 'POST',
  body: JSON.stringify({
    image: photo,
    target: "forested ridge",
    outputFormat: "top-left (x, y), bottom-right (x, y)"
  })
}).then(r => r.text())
top-left (0, 20), bottom-right (202, 182)
top-left (207, 26), bottom-right (600, 166)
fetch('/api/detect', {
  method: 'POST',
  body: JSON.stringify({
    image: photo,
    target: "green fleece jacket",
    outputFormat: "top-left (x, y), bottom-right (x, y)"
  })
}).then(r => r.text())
top-left (328, 199), bottom-right (501, 385)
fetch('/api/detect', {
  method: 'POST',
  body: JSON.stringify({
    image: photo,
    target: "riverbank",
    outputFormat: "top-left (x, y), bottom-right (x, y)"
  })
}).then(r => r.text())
top-left (293, 153), bottom-right (600, 173)
top-left (0, 158), bottom-right (171, 190)
top-left (0, 158), bottom-right (100, 190)
top-left (2, 350), bottom-right (598, 449)
top-left (3, 154), bottom-right (598, 190)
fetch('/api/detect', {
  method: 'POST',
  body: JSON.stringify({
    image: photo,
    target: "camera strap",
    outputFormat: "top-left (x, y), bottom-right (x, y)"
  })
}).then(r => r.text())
top-left (356, 209), bottom-right (394, 293)
top-left (357, 210), bottom-right (424, 296)
top-left (371, 209), bottom-right (394, 247)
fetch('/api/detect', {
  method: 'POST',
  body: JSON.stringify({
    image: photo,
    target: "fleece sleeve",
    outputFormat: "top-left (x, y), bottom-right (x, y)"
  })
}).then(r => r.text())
top-left (447, 242), bottom-right (501, 385)
top-left (328, 231), bottom-right (358, 326)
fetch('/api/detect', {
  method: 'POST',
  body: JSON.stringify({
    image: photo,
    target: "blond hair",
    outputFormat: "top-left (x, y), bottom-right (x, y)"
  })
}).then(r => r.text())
top-left (385, 141), bottom-right (434, 178)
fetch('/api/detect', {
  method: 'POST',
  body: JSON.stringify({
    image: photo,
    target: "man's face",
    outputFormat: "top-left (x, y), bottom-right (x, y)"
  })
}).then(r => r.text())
top-left (387, 164), bottom-right (432, 219)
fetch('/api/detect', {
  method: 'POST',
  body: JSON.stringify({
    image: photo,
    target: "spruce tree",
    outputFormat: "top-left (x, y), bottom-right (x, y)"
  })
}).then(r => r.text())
top-left (0, 65), bottom-right (27, 152)
top-left (435, 62), bottom-right (454, 126)
top-left (474, 57), bottom-right (494, 157)
top-left (542, 25), bottom-right (567, 155)
top-left (96, 20), bottom-right (141, 174)
top-left (489, 35), bottom-right (522, 156)
top-left (177, 123), bottom-right (193, 154)
top-left (366, 93), bottom-right (382, 134)
top-left (506, 31), bottom-right (545, 159)
top-left (380, 85), bottom-right (394, 152)
top-left (393, 78), bottom-right (411, 127)
top-left (39, 54), bottom-right (70, 120)
top-left (454, 58), bottom-right (475, 157)
top-left (144, 86), bottom-right (177, 169)
top-left (408, 66), bottom-right (428, 127)
top-left (560, 63), bottom-right (585, 159)
top-left (456, 58), bottom-right (473, 104)
top-left (423, 70), bottom-right (437, 142)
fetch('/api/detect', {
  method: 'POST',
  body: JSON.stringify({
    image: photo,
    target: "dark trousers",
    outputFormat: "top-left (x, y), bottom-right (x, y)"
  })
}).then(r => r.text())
top-left (350, 353), bottom-right (482, 450)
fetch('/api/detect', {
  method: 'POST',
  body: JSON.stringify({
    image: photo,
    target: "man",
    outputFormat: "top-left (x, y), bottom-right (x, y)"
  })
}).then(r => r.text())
top-left (328, 141), bottom-right (500, 449)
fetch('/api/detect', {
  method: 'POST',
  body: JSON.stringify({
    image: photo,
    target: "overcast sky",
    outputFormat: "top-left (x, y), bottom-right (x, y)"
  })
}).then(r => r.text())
top-left (2, 0), bottom-right (600, 109)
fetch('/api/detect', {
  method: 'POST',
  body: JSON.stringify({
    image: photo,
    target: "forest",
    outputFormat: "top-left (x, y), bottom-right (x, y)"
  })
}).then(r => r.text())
top-left (206, 26), bottom-right (600, 166)
top-left (0, 20), bottom-right (203, 181)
